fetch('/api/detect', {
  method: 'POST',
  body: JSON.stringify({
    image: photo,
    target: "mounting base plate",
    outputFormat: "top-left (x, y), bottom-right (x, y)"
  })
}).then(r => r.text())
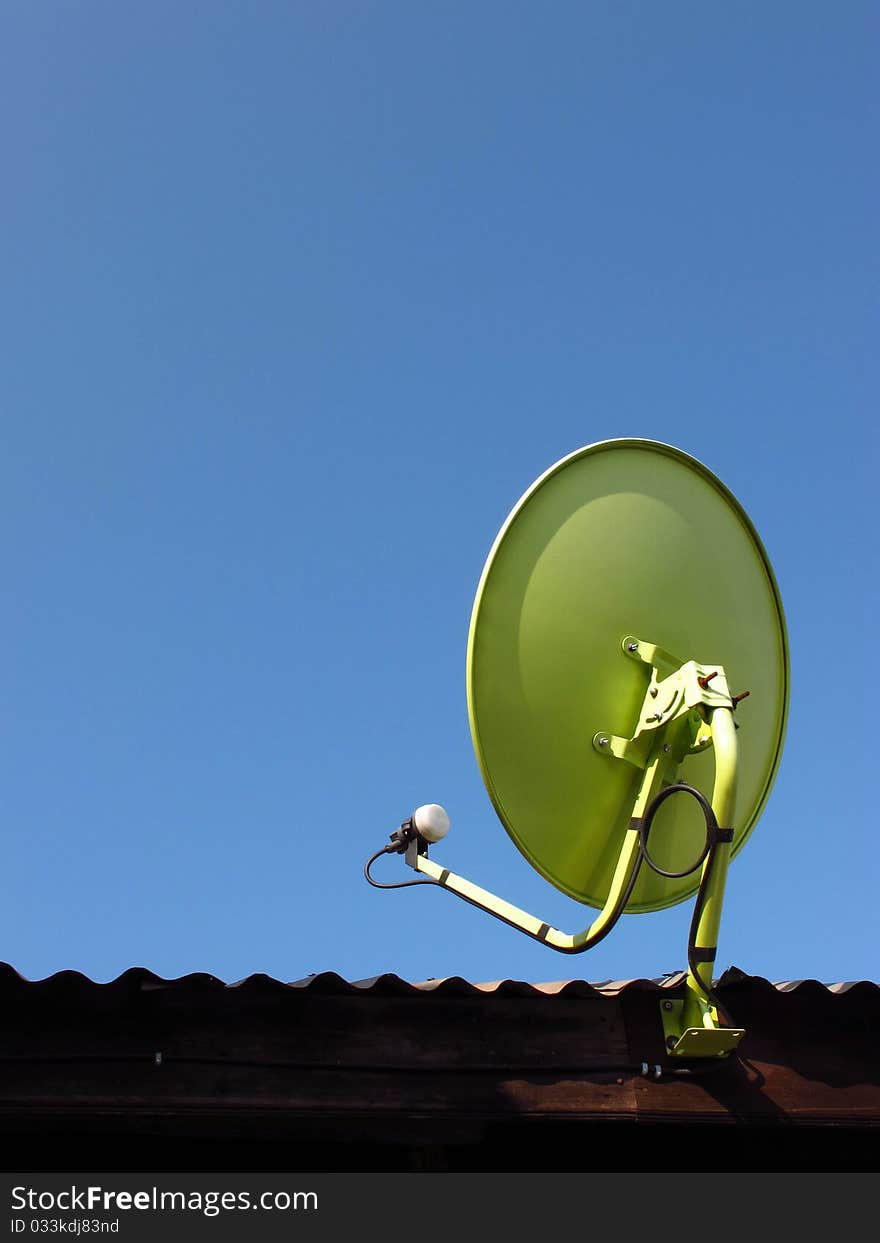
top-left (661, 999), bottom-right (745, 1058)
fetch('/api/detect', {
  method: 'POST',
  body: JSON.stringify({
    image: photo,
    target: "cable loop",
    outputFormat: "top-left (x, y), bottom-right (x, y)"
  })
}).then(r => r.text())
top-left (637, 782), bottom-right (720, 879)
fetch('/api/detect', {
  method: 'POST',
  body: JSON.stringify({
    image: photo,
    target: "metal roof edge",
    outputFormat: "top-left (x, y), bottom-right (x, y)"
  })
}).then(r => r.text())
top-left (0, 962), bottom-right (875, 997)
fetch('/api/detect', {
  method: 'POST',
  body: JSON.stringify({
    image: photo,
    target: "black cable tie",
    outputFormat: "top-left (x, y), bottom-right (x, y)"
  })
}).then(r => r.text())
top-left (690, 946), bottom-right (717, 963)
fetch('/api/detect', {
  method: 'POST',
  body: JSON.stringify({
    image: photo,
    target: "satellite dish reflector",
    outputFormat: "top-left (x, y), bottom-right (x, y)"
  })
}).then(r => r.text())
top-left (367, 439), bottom-right (790, 1060)
top-left (466, 438), bottom-right (788, 912)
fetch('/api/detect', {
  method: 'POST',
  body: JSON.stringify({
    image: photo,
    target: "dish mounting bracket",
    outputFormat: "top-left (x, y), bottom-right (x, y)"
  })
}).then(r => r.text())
top-left (594, 635), bottom-right (747, 1058)
top-left (592, 635), bottom-right (733, 770)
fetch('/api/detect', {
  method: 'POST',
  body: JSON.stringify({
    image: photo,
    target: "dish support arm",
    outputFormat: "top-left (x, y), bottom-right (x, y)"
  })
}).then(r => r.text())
top-left (407, 702), bottom-right (742, 1054)
top-left (408, 750), bottom-right (664, 953)
top-left (408, 703), bottom-right (735, 965)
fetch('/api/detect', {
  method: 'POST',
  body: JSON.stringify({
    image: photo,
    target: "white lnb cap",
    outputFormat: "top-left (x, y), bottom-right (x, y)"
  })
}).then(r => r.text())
top-left (413, 803), bottom-right (450, 843)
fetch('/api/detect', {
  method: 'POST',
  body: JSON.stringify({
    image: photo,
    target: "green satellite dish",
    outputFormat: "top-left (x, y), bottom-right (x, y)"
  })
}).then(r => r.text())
top-left (467, 438), bottom-right (789, 913)
top-left (367, 439), bottom-right (790, 1059)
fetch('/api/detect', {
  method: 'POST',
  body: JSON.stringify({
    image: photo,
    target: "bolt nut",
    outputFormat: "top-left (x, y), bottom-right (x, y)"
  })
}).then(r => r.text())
top-left (663, 1000), bottom-right (673, 1011)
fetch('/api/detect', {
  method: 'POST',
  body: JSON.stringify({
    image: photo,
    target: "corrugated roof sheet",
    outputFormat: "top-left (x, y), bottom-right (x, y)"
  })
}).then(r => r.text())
top-left (0, 961), bottom-right (874, 997)
top-left (0, 957), bottom-right (877, 1173)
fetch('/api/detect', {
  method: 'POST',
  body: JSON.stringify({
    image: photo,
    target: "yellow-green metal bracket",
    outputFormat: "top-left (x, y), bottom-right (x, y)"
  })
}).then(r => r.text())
top-left (661, 703), bottom-right (745, 1057)
top-left (408, 635), bottom-right (745, 1057)
top-left (413, 747), bottom-right (668, 953)
top-left (601, 637), bottom-right (745, 1056)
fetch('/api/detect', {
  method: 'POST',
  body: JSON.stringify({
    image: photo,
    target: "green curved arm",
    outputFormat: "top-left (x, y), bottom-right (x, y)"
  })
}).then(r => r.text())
top-left (410, 753), bottom-right (671, 954)
top-left (410, 711), bottom-right (737, 966)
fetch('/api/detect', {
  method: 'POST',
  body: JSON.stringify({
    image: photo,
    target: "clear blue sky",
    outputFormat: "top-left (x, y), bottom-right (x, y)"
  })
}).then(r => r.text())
top-left (1, 3), bottom-right (875, 987)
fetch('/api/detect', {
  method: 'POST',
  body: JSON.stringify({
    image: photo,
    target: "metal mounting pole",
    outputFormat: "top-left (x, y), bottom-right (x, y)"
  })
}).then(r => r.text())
top-left (661, 703), bottom-right (745, 1057)
top-left (683, 704), bottom-right (738, 1027)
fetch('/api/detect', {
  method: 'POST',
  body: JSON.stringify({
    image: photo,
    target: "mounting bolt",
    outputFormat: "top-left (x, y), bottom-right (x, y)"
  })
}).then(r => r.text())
top-left (627, 641), bottom-right (638, 652)
top-left (598, 736), bottom-right (609, 747)
top-left (698, 671), bottom-right (718, 690)
top-left (663, 744), bottom-right (671, 753)
top-left (666, 1035), bottom-right (677, 1050)
top-left (663, 1000), bottom-right (673, 1011)
top-left (649, 686), bottom-right (658, 698)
